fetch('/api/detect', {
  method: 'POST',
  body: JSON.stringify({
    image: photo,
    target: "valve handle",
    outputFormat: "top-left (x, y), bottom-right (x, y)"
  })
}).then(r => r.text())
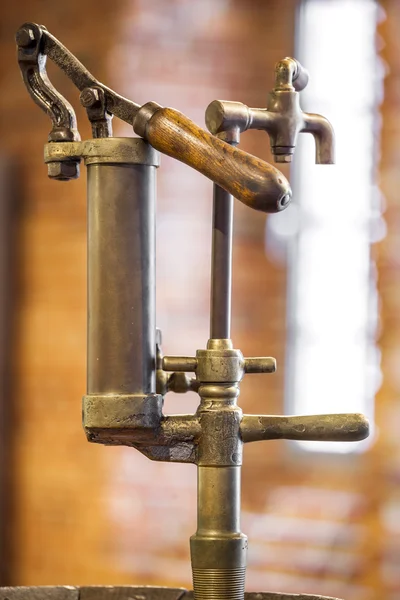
top-left (134, 104), bottom-right (291, 214)
top-left (292, 59), bottom-right (310, 92)
top-left (241, 413), bottom-right (369, 443)
top-left (162, 355), bottom-right (277, 374)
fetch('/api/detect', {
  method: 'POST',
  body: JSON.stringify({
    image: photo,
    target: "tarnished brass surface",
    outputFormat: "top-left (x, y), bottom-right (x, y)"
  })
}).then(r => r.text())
top-left (44, 138), bottom-right (161, 167)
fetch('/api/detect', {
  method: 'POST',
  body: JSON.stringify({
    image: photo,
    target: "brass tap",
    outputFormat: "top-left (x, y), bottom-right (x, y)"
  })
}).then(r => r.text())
top-left (205, 57), bottom-right (334, 164)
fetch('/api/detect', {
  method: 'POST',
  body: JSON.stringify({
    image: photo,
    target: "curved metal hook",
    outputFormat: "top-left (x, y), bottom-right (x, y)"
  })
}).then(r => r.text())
top-left (16, 23), bottom-right (80, 142)
top-left (16, 21), bottom-right (140, 143)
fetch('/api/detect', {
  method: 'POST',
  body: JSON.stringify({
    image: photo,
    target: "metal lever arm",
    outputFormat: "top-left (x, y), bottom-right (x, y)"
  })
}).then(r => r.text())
top-left (16, 22), bottom-right (292, 213)
top-left (240, 413), bottom-right (369, 443)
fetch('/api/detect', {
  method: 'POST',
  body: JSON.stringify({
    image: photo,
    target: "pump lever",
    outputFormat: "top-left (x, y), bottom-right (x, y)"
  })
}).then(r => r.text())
top-left (133, 103), bottom-right (290, 213)
top-left (16, 22), bottom-right (291, 214)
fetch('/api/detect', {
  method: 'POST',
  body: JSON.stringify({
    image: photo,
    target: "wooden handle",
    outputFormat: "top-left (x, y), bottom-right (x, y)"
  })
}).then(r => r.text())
top-left (136, 105), bottom-right (291, 213)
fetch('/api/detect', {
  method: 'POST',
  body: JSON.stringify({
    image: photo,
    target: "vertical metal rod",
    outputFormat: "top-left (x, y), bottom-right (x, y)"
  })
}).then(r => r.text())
top-left (210, 185), bottom-right (234, 339)
top-left (191, 466), bottom-right (247, 600)
top-left (87, 159), bottom-right (156, 396)
top-left (197, 466), bottom-right (241, 535)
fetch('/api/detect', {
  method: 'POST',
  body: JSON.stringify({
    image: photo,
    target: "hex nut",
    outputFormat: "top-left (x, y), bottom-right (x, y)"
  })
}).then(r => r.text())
top-left (47, 161), bottom-right (80, 181)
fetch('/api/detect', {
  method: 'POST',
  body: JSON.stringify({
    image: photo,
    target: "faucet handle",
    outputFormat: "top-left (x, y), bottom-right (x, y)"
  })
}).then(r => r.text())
top-left (240, 413), bottom-right (369, 443)
top-left (275, 57), bottom-right (309, 92)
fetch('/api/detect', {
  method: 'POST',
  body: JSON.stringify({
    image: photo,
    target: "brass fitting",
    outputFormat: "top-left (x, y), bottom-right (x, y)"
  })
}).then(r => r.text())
top-left (82, 334), bottom-right (369, 600)
top-left (205, 57), bottom-right (334, 164)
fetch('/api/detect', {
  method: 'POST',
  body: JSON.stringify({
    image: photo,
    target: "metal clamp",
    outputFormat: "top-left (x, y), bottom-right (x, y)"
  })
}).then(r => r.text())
top-left (80, 87), bottom-right (113, 139)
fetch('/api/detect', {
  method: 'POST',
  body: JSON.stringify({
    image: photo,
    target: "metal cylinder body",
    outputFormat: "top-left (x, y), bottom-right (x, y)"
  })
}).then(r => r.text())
top-left (86, 138), bottom-right (159, 397)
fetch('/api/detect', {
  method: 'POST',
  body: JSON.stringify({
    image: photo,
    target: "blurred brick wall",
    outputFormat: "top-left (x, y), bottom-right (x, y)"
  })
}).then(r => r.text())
top-left (0, 0), bottom-right (295, 587)
top-left (0, 1), bottom-right (399, 599)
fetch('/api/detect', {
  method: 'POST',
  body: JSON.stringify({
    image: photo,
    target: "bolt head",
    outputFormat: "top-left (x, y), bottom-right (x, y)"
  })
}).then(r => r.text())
top-left (80, 88), bottom-right (100, 108)
top-left (47, 161), bottom-right (80, 181)
top-left (16, 26), bottom-right (35, 48)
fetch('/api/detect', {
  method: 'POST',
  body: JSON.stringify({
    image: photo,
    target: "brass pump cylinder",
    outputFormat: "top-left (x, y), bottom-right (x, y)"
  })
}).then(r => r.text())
top-left (86, 138), bottom-right (159, 397)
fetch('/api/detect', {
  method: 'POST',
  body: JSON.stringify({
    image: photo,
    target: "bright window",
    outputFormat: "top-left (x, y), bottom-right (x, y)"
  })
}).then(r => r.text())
top-left (274, 0), bottom-right (384, 453)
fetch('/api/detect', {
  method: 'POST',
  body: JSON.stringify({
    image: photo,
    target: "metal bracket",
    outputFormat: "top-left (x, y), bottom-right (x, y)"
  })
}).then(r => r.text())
top-left (16, 22), bottom-right (139, 136)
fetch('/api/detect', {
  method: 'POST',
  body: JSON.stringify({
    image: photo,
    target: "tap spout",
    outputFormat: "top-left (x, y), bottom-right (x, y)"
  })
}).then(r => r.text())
top-left (206, 57), bottom-right (335, 166)
top-left (302, 112), bottom-right (335, 164)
